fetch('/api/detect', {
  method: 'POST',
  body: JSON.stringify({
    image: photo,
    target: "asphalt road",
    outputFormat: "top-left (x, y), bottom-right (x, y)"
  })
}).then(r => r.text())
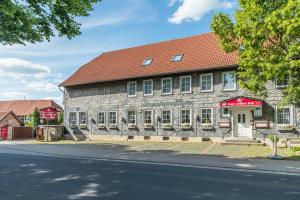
top-left (0, 153), bottom-right (300, 200)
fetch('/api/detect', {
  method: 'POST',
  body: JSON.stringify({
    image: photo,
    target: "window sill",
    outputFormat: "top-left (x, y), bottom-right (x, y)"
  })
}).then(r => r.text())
top-left (200, 90), bottom-right (213, 93)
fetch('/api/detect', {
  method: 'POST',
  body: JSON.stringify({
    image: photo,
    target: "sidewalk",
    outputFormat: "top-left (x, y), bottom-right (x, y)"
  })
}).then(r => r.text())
top-left (0, 142), bottom-right (299, 174)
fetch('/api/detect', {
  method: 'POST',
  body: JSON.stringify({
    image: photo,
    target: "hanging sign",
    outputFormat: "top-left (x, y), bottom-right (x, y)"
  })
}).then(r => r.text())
top-left (40, 107), bottom-right (57, 120)
top-left (220, 97), bottom-right (263, 107)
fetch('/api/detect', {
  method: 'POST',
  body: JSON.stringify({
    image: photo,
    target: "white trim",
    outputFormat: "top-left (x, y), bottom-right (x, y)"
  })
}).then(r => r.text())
top-left (200, 73), bottom-right (213, 92)
top-left (161, 109), bottom-right (172, 125)
top-left (97, 111), bottom-right (106, 126)
top-left (143, 79), bottom-right (154, 96)
top-left (69, 112), bottom-right (77, 126)
top-left (222, 71), bottom-right (237, 91)
top-left (180, 109), bottom-right (192, 126)
top-left (127, 81), bottom-right (137, 97)
top-left (108, 111), bottom-right (118, 126)
top-left (221, 107), bottom-right (230, 117)
top-left (79, 111), bottom-right (87, 125)
top-left (161, 77), bottom-right (173, 95)
top-left (143, 110), bottom-right (153, 125)
top-left (127, 110), bottom-right (137, 126)
top-left (275, 106), bottom-right (293, 125)
top-left (200, 108), bottom-right (214, 125)
top-left (180, 75), bottom-right (192, 94)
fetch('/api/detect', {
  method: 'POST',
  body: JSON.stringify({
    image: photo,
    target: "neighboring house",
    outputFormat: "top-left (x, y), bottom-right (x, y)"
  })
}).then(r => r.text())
top-left (0, 100), bottom-right (62, 125)
top-left (0, 111), bottom-right (21, 128)
top-left (60, 33), bottom-right (300, 140)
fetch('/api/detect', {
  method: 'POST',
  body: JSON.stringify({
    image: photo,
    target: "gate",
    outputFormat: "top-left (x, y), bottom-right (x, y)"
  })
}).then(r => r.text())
top-left (1, 127), bottom-right (8, 140)
top-left (13, 127), bottom-right (33, 139)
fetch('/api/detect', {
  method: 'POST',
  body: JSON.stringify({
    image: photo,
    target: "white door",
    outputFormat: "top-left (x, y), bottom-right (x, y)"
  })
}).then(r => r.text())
top-left (236, 110), bottom-right (252, 137)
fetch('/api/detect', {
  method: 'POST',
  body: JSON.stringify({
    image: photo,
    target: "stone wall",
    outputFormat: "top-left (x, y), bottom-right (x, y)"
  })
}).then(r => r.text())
top-left (64, 69), bottom-right (300, 139)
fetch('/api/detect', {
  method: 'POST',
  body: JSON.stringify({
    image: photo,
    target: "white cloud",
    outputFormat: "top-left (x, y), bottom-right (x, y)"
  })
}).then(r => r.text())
top-left (0, 91), bottom-right (31, 100)
top-left (168, 0), bottom-right (233, 24)
top-left (0, 58), bottom-right (51, 79)
top-left (168, 0), bottom-right (178, 7)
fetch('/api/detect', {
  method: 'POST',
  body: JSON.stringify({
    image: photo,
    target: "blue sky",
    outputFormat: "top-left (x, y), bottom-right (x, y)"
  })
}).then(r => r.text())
top-left (0, 0), bottom-right (236, 105)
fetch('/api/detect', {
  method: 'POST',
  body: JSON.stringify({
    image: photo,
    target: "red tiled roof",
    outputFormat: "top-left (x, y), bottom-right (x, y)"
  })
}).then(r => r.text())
top-left (0, 100), bottom-right (63, 116)
top-left (60, 32), bottom-right (237, 87)
top-left (0, 111), bottom-right (20, 123)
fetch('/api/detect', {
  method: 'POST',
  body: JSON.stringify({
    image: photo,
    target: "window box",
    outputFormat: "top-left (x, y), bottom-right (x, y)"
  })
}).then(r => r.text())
top-left (79, 124), bottom-right (87, 129)
top-left (181, 123), bottom-right (192, 130)
top-left (201, 123), bottom-right (213, 130)
top-left (109, 124), bottom-right (118, 129)
top-left (97, 124), bottom-right (106, 129)
top-left (128, 124), bottom-right (137, 129)
top-left (277, 124), bottom-right (294, 131)
top-left (162, 124), bottom-right (172, 130)
top-left (143, 124), bottom-right (153, 129)
top-left (70, 124), bottom-right (77, 129)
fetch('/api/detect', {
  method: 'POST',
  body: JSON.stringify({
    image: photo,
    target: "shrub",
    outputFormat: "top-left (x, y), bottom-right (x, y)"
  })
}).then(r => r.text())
top-left (268, 134), bottom-right (279, 143)
top-left (291, 147), bottom-right (300, 152)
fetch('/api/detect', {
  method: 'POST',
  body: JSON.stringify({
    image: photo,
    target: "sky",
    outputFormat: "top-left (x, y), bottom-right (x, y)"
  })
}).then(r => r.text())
top-left (0, 0), bottom-right (236, 105)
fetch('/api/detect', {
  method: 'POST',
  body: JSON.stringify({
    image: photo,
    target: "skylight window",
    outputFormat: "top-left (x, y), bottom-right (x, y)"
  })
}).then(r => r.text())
top-left (142, 58), bottom-right (153, 66)
top-left (171, 54), bottom-right (183, 62)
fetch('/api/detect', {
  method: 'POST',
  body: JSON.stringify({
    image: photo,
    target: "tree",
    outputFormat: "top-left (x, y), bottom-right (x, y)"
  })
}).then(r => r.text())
top-left (57, 112), bottom-right (64, 125)
top-left (32, 108), bottom-right (40, 129)
top-left (211, 0), bottom-right (300, 105)
top-left (0, 0), bottom-right (101, 45)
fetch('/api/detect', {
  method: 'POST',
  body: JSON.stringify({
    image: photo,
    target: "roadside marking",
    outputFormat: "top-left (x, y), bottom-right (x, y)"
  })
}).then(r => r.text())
top-left (200, 143), bottom-right (216, 154)
top-left (0, 146), bottom-right (300, 177)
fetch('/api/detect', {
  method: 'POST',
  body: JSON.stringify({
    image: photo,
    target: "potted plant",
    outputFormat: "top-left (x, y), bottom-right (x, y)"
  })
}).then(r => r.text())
top-left (79, 124), bottom-right (87, 129)
top-left (201, 119), bottom-right (213, 129)
top-left (97, 124), bottom-right (106, 129)
top-left (144, 124), bottom-right (153, 129)
top-left (162, 124), bottom-right (172, 130)
top-left (128, 124), bottom-right (137, 129)
top-left (181, 123), bottom-right (192, 130)
top-left (277, 124), bottom-right (294, 131)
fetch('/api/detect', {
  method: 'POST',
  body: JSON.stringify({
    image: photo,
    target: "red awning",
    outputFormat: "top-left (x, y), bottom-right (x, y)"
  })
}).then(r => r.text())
top-left (220, 97), bottom-right (263, 107)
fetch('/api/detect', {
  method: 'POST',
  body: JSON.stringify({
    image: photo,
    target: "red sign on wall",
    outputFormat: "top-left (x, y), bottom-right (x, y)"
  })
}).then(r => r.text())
top-left (220, 97), bottom-right (263, 107)
top-left (40, 107), bottom-right (57, 120)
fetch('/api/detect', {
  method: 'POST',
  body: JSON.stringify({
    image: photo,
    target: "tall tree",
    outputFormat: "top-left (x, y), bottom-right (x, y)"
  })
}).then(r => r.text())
top-left (57, 112), bottom-right (64, 125)
top-left (211, 0), bottom-right (300, 105)
top-left (0, 0), bottom-right (101, 45)
top-left (32, 108), bottom-right (40, 129)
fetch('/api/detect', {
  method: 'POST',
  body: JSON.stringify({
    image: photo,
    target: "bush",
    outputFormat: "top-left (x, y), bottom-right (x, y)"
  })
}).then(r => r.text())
top-left (268, 134), bottom-right (279, 143)
top-left (291, 147), bottom-right (300, 152)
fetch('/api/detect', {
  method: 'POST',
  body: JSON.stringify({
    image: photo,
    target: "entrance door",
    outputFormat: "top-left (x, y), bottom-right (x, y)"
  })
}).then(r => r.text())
top-left (236, 110), bottom-right (252, 137)
top-left (1, 127), bottom-right (8, 140)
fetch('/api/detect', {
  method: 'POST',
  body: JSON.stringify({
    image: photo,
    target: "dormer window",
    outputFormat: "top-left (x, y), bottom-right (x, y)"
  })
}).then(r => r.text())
top-left (171, 54), bottom-right (183, 62)
top-left (142, 58), bottom-right (153, 66)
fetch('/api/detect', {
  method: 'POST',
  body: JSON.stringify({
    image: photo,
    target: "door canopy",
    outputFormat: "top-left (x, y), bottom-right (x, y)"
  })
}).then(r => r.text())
top-left (220, 97), bottom-right (263, 107)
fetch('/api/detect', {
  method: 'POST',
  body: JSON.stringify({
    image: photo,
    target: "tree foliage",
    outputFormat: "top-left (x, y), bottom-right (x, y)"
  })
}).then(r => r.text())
top-left (0, 0), bottom-right (101, 45)
top-left (57, 112), bottom-right (64, 125)
top-left (32, 107), bottom-right (40, 129)
top-left (211, 0), bottom-right (300, 105)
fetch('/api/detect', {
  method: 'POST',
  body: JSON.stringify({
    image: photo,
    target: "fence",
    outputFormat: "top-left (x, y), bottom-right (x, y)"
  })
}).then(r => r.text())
top-left (13, 127), bottom-right (33, 139)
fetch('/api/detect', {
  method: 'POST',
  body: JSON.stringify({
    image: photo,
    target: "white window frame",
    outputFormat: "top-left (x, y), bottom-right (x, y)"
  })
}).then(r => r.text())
top-left (200, 73), bottom-right (213, 92)
top-left (98, 111), bottom-right (106, 125)
top-left (180, 109), bottom-right (192, 126)
top-left (161, 77), bottom-right (172, 95)
top-left (200, 108), bottom-right (214, 125)
top-left (221, 107), bottom-right (230, 117)
top-left (79, 112), bottom-right (87, 126)
top-left (143, 110), bottom-right (153, 125)
top-left (128, 110), bottom-right (137, 125)
top-left (180, 75), bottom-right (192, 94)
top-left (109, 111), bottom-right (118, 126)
top-left (276, 106), bottom-right (293, 125)
top-left (222, 71), bottom-right (237, 91)
top-left (127, 81), bottom-right (137, 97)
top-left (162, 109), bottom-right (172, 125)
top-left (275, 76), bottom-right (289, 88)
top-left (143, 79), bottom-right (154, 96)
top-left (69, 112), bottom-right (77, 126)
